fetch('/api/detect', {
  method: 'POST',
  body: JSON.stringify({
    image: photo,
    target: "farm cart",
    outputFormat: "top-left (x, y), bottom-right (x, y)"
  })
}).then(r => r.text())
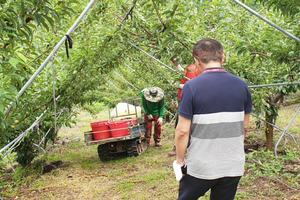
top-left (84, 99), bottom-right (148, 161)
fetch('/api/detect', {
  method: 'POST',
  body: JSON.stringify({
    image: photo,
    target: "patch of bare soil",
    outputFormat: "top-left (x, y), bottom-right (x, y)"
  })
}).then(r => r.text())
top-left (238, 174), bottom-right (300, 200)
top-left (42, 160), bottom-right (65, 174)
top-left (244, 132), bottom-right (265, 154)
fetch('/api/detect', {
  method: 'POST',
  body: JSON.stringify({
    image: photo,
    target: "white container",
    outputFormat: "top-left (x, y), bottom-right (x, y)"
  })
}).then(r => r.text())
top-left (110, 103), bottom-right (141, 120)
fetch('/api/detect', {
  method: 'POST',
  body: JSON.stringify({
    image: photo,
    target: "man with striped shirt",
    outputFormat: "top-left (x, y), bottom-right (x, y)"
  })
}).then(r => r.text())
top-left (175, 38), bottom-right (252, 200)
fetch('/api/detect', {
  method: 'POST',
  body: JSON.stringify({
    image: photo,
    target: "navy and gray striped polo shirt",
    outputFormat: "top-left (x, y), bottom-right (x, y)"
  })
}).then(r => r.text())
top-left (178, 67), bottom-right (252, 180)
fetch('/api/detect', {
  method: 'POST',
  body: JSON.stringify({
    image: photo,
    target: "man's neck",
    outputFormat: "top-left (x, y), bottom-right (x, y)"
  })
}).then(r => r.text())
top-left (197, 61), bottom-right (222, 73)
top-left (202, 61), bottom-right (222, 69)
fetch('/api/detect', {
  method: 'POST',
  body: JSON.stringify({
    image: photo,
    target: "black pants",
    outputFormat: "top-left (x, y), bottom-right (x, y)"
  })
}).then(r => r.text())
top-left (178, 168), bottom-right (241, 200)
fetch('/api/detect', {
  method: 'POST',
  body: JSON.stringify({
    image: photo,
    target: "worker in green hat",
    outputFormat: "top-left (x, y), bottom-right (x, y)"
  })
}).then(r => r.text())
top-left (141, 87), bottom-right (165, 147)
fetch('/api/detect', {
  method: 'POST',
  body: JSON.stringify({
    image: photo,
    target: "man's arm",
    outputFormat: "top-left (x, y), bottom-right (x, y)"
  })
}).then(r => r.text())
top-left (159, 96), bottom-right (165, 118)
top-left (175, 115), bottom-right (191, 165)
top-left (141, 92), bottom-right (150, 115)
top-left (244, 113), bottom-right (251, 139)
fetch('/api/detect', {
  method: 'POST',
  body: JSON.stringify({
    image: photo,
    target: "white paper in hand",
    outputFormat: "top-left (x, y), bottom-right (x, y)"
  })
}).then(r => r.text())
top-left (173, 160), bottom-right (183, 181)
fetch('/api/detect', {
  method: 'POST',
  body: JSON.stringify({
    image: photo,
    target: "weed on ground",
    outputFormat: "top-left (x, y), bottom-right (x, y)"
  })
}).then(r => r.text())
top-left (1, 105), bottom-right (300, 199)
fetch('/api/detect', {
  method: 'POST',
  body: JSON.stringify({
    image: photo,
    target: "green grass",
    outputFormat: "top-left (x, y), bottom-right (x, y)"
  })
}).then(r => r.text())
top-left (1, 104), bottom-right (300, 199)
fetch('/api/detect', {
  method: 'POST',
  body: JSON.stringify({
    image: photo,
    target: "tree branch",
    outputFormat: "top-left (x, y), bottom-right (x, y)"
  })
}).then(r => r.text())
top-left (151, 0), bottom-right (166, 29)
top-left (251, 51), bottom-right (300, 62)
top-left (286, 57), bottom-right (300, 63)
top-left (272, 93), bottom-right (284, 104)
top-left (251, 51), bottom-right (269, 57)
top-left (150, 1), bottom-right (190, 52)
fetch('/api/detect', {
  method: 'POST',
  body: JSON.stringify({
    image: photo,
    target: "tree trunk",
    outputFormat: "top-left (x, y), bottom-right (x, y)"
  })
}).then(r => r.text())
top-left (165, 114), bottom-right (170, 123)
top-left (265, 111), bottom-right (274, 151)
top-left (264, 93), bottom-right (284, 151)
top-left (43, 137), bottom-right (48, 150)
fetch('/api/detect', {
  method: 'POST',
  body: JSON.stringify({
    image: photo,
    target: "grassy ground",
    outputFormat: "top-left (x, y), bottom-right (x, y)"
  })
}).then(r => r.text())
top-left (1, 103), bottom-right (300, 199)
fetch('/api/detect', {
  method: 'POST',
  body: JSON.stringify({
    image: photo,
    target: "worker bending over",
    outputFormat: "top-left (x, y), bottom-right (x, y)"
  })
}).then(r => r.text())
top-left (141, 87), bottom-right (165, 147)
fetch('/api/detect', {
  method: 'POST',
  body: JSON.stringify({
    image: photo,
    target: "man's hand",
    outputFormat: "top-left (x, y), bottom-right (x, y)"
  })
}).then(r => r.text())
top-left (172, 58), bottom-right (179, 67)
top-left (170, 80), bottom-right (177, 88)
top-left (157, 117), bottom-right (163, 125)
top-left (172, 58), bottom-right (184, 72)
top-left (147, 114), bottom-right (153, 120)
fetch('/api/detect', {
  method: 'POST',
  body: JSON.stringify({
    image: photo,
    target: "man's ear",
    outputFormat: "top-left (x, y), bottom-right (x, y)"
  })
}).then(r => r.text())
top-left (221, 54), bottom-right (225, 64)
top-left (194, 57), bottom-right (200, 67)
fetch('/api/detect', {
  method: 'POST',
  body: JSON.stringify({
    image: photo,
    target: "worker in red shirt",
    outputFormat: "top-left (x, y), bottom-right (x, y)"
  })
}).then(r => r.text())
top-left (168, 58), bottom-right (199, 157)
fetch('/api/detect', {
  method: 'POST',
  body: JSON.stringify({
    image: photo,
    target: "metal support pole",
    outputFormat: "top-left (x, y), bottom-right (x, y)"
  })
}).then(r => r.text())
top-left (248, 81), bottom-right (300, 88)
top-left (250, 113), bottom-right (297, 144)
top-left (4, 0), bottom-right (98, 115)
top-left (164, 108), bottom-right (175, 117)
top-left (34, 108), bottom-right (66, 152)
top-left (124, 63), bottom-right (135, 72)
top-left (274, 104), bottom-right (300, 157)
top-left (108, 80), bottom-right (119, 89)
top-left (33, 143), bottom-right (46, 153)
top-left (232, 0), bottom-right (300, 44)
top-left (1, 108), bottom-right (49, 158)
top-left (6, 155), bottom-right (15, 172)
top-left (169, 112), bottom-right (177, 125)
top-left (128, 41), bottom-right (190, 80)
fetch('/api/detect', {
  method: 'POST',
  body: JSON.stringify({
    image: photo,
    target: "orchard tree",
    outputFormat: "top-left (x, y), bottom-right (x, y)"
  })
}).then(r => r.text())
top-left (232, 0), bottom-right (300, 150)
top-left (2, 0), bottom-right (300, 167)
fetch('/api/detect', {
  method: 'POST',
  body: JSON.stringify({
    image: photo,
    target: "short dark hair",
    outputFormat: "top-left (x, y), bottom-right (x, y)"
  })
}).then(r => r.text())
top-left (192, 38), bottom-right (223, 64)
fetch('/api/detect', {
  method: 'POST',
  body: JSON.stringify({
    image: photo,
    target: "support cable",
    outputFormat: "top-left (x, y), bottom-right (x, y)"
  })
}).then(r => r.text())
top-left (6, 155), bottom-right (15, 172)
top-left (169, 112), bottom-right (177, 125)
top-left (164, 108), bottom-right (175, 117)
top-left (33, 108), bottom-right (67, 152)
top-left (127, 54), bottom-right (170, 85)
top-left (0, 108), bottom-right (49, 158)
top-left (123, 63), bottom-right (135, 72)
top-left (52, 54), bottom-right (57, 137)
top-left (123, 62), bottom-right (150, 85)
top-left (108, 80), bottom-right (119, 90)
top-left (128, 41), bottom-right (190, 80)
top-left (4, 0), bottom-right (98, 115)
top-left (232, 0), bottom-right (300, 44)
top-left (113, 70), bottom-right (138, 90)
top-left (274, 104), bottom-right (300, 157)
top-left (0, 95), bottom-right (60, 156)
top-left (112, 71), bottom-right (175, 117)
top-left (250, 113), bottom-right (296, 142)
top-left (248, 81), bottom-right (300, 88)
top-left (250, 113), bottom-right (297, 152)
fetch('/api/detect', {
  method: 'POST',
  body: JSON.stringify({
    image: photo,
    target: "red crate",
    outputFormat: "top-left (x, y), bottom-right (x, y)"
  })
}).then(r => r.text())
top-left (90, 120), bottom-right (110, 140)
top-left (109, 120), bottom-right (129, 137)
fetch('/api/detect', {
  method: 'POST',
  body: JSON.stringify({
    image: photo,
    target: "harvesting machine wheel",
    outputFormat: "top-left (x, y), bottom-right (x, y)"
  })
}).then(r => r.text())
top-left (97, 144), bottom-right (111, 161)
top-left (127, 139), bottom-right (142, 157)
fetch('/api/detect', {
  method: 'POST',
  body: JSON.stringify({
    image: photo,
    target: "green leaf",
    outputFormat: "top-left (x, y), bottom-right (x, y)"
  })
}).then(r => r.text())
top-left (34, 13), bottom-right (42, 26)
top-left (169, 36), bottom-right (175, 47)
top-left (16, 52), bottom-right (27, 63)
top-left (165, 27), bottom-right (171, 34)
top-left (18, 16), bottom-right (24, 28)
top-left (23, 24), bottom-right (33, 39)
top-left (0, 22), bottom-right (3, 34)
top-left (43, 14), bottom-right (54, 30)
top-left (41, 19), bottom-right (49, 31)
top-left (9, 58), bottom-right (21, 68)
top-left (0, 103), bottom-right (4, 113)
